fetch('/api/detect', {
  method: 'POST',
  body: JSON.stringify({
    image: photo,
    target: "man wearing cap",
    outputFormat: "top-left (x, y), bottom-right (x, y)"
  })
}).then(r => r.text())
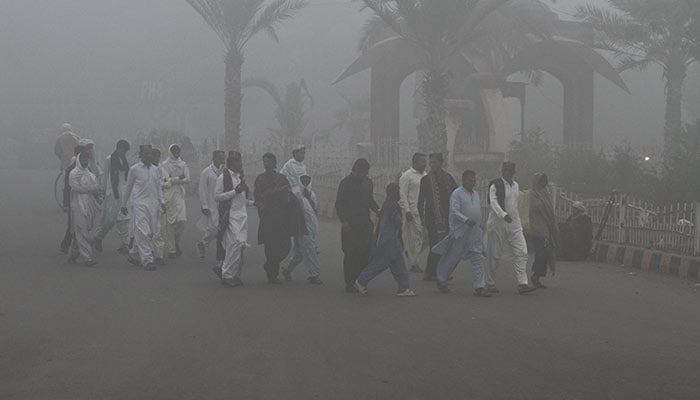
top-left (94, 139), bottom-right (131, 254)
top-left (213, 152), bottom-right (249, 287)
top-left (121, 147), bottom-right (164, 271)
top-left (196, 150), bottom-right (226, 260)
top-left (77, 138), bottom-right (102, 182)
top-left (281, 145), bottom-right (307, 194)
top-left (417, 153), bottom-right (457, 281)
top-left (485, 162), bottom-right (536, 294)
top-left (161, 144), bottom-right (190, 258)
top-left (399, 152), bottom-right (428, 273)
top-left (335, 158), bottom-right (380, 293)
top-left (558, 202), bottom-right (593, 261)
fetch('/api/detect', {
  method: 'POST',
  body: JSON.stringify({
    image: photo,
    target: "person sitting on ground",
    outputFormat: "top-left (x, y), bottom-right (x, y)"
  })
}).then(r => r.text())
top-left (558, 201), bottom-right (593, 261)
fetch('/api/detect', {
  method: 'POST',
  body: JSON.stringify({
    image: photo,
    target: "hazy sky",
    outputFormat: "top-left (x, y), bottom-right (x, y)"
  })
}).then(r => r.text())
top-left (0, 0), bottom-right (697, 155)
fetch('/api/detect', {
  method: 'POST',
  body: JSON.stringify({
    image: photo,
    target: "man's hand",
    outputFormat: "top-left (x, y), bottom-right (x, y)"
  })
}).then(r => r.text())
top-left (161, 203), bottom-right (167, 213)
top-left (341, 222), bottom-right (351, 232)
top-left (202, 208), bottom-right (211, 216)
top-left (179, 174), bottom-right (186, 180)
top-left (120, 207), bottom-right (128, 216)
top-left (235, 183), bottom-right (248, 194)
top-left (405, 212), bottom-right (414, 223)
top-left (466, 219), bottom-right (476, 226)
top-left (504, 214), bottom-right (512, 223)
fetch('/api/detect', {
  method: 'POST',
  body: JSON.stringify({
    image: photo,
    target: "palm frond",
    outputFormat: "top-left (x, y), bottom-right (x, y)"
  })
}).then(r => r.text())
top-left (358, 15), bottom-right (390, 52)
top-left (242, 77), bottom-right (283, 107)
top-left (186, 0), bottom-right (231, 47)
top-left (616, 55), bottom-right (654, 72)
top-left (242, 0), bottom-right (307, 46)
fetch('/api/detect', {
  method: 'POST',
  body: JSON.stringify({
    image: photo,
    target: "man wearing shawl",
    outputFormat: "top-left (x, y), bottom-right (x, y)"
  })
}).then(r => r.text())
top-left (282, 174), bottom-right (322, 285)
top-left (281, 145), bottom-right (307, 193)
top-left (558, 202), bottom-right (593, 261)
top-left (68, 152), bottom-right (103, 267)
top-left (433, 170), bottom-right (490, 297)
top-left (121, 148), bottom-right (164, 271)
top-left (60, 144), bottom-right (85, 254)
top-left (78, 138), bottom-right (102, 182)
top-left (213, 152), bottom-right (249, 287)
top-left (94, 139), bottom-right (131, 254)
top-left (161, 144), bottom-right (190, 258)
top-left (55, 123), bottom-right (80, 171)
top-left (399, 153), bottom-right (428, 273)
top-left (196, 150), bottom-right (226, 260)
top-left (254, 153), bottom-right (305, 284)
top-left (527, 172), bottom-right (560, 288)
top-left (486, 162), bottom-right (536, 294)
top-left (417, 153), bottom-right (457, 281)
top-left (354, 183), bottom-right (416, 297)
top-left (335, 158), bottom-right (380, 293)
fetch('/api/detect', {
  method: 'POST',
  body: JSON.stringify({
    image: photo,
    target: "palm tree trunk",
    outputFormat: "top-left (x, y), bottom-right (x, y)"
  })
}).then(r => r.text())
top-left (225, 48), bottom-right (244, 151)
top-left (418, 69), bottom-right (448, 156)
top-left (663, 59), bottom-right (686, 164)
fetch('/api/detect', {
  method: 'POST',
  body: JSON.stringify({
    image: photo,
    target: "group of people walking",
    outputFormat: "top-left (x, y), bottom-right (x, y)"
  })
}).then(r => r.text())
top-left (56, 125), bottom-right (577, 297)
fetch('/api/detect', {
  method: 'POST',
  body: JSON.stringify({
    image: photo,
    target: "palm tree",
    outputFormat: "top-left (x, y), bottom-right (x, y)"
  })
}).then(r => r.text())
top-left (243, 78), bottom-right (313, 156)
top-left (186, 0), bottom-right (307, 151)
top-left (358, 0), bottom-right (515, 154)
top-left (576, 0), bottom-right (700, 162)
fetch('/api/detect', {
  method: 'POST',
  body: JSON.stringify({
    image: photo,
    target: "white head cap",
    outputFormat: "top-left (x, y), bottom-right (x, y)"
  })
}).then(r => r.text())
top-left (61, 123), bottom-right (73, 132)
top-left (572, 201), bottom-right (586, 212)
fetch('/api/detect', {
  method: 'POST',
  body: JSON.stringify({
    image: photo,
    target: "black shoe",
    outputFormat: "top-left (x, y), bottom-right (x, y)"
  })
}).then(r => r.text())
top-left (345, 284), bottom-right (360, 293)
top-left (168, 252), bottom-right (178, 259)
top-left (222, 278), bottom-right (243, 287)
top-left (518, 284), bottom-right (537, 294)
top-left (154, 258), bottom-right (167, 266)
top-left (487, 285), bottom-right (500, 294)
top-left (94, 238), bottom-right (103, 252)
top-left (307, 276), bottom-right (323, 285)
top-left (474, 287), bottom-right (492, 297)
top-left (175, 244), bottom-right (182, 257)
top-left (143, 263), bottom-right (157, 271)
top-left (212, 266), bottom-right (222, 279)
top-left (282, 269), bottom-right (292, 282)
top-left (60, 245), bottom-right (69, 255)
top-left (117, 244), bottom-right (129, 254)
top-left (437, 284), bottom-right (451, 294)
top-left (127, 255), bottom-right (141, 267)
top-left (68, 255), bottom-right (78, 264)
top-left (268, 277), bottom-right (283, 285)
top-left (532, 275), bottom-right (547, 289)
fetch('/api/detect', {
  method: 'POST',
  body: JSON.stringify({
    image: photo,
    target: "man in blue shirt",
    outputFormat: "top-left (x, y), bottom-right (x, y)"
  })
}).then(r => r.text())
top-left (434, 170), bottom-right (490, 297)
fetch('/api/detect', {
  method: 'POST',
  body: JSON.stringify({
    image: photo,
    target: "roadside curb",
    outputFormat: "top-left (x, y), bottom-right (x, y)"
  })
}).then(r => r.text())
top-left (590, 241), bottom-right (700, 280)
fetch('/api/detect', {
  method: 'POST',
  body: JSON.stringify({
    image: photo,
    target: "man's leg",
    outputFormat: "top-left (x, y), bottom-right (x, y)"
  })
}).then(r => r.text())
top-left (424, 230), bottom-right (445, 279)
top-left (222, 231), bottom-right (244, 280)
top-left (285, 236), bottom-right (304, 274)
top-left (435, 237), bottom-right (464, 288)
top-left (300, 235), bottom-right (321, 278)
top-left (74, 225), bottom-right (94, 263)
top-left (466, 251), bottom-right (487, 289)
top-left (530, 237), bottom-right (547, 278)
top-left (115, 216), bottom-right (130, 249)
top-left (165, 220), bottom-right (177, 255)
top-left (485, 229), bottom-right (500, 287)
top-left (509, 230), bottom-right (530, 286)
top-left (403, 219), bottom-right (423, 270)
top-left (95, 195), bottom-right (117, 242)
top-left (61, 211), bottom-right (73, 252)
top-left (356, 243), bottom-right (393, 287)
top-left (350, 224), bottom-right (374, 285)
top-left (174, 221), bottom-right (185, 251)
top-left (387, 245), bottom-right (410, 291)
top-left (264, 235), bottom-right (291, 280)
top-left (133, 219), bottom-right (155, 266)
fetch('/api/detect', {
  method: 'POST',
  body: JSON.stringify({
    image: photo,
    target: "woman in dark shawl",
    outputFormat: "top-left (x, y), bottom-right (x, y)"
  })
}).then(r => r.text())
top-left (528, 172), bottom-right (560, 288)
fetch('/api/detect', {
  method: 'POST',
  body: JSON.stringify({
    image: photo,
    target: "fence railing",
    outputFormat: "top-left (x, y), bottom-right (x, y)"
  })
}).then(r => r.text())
top-left (311, 168), bottom-right (700, 256)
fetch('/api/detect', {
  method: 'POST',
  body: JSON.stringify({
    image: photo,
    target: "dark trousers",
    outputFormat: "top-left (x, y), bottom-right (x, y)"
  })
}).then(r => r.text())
top-left (263, 236), bottom-right (292, 279)
top-left (531, 237), bottom-right (549, 278)
top-left (341, 222), bottom-right (374, 287)
top-left (60, 211), bottom-right (73, 251)
top-left (215, 236), bottom-right (225, 262)
top-left (424, 229), bottom-right (447, 279)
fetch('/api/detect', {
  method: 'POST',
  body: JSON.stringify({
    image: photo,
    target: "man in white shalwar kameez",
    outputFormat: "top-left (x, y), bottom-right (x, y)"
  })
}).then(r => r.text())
top-left (68, 152), bottom-right (103, 267)
top-left (280, 145), bottom-right (307, 194)
top-left (121, 148), bottom-right (164, 271)
top-left (94, 139), bottom-right (131, 254)
top-left (197, 150), bottom-right (226, 260)
top-left (161, 144), bottom-right (190, 258)
top-left (282, 175), bottom-right (322, 284)
top-left (399, 152), bottom-right (428, 273)
top-left (213, 152), bottom-right (249, 287)
top-left (485, 162), bottom-right (536, 294)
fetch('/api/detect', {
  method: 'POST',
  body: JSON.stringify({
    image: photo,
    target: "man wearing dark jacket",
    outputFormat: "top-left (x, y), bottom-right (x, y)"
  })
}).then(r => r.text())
top-left (335, 158), bottom-right (379, 293)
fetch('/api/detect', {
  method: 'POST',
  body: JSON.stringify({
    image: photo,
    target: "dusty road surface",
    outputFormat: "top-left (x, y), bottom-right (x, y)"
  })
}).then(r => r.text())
top-left (2, 169), bottom-right (700, 400)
